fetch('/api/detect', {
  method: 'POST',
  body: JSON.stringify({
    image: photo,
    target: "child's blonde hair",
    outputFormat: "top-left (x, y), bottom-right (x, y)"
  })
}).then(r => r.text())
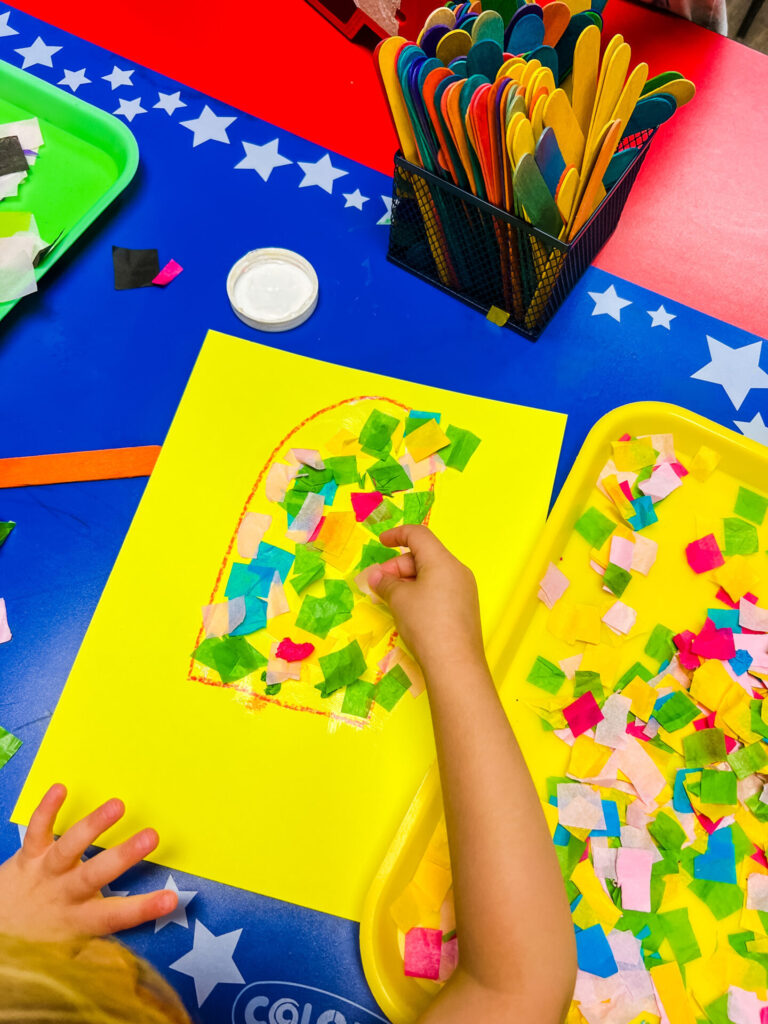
top-left (0, 932), bottom-right (192, 1023)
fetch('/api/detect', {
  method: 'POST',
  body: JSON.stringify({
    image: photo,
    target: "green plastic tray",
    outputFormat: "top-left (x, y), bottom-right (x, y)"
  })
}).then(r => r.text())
top-left (0, 58), bottom-right (139, 319)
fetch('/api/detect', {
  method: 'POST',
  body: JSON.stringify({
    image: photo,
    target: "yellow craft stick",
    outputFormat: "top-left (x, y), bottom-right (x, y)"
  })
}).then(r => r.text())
top-left (497, 55), bottom-right (526, 80)
top-left (423, 6), bottom-right (455, 31)
top-left (542, 88), bottom-right (585, 168)
top-left (520, 58), bottom-right (542, 89)
top-left (571, 24), bottom-right (600, 137)
top-left (436, 28), bottom-right (472, 65)
top-left (555, 166), bottom-right (579, 223)
top-left (584, 42), bottom-right (631, 172)
top-left (512, 117), bottom-right (536, 165)
top-left (531, 93), bottom-right (547, 140)
top-left (569, 119), bottom-right (622, 239)
top-left (642, 77), bottom-right (696, 106)
top-left (611, 61), bottom-right (649, 138)
top-left (584, 34), bottom-right (624, 162)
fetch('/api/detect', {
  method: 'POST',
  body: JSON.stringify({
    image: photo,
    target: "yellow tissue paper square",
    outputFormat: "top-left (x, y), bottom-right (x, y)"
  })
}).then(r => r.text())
top-left (404, 418), bottom-right (451, 463)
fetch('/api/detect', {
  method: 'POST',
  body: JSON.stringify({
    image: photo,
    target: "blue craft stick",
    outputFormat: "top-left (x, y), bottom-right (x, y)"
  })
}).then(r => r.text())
top-left (506, 15), bottom-right (545, 55)
top-left (622, 95), bottom-right (676, 140)
top-left (527, 44), bottom-right (559, 83)
top-left (535, 127), bottom-right (567, 197)
top-left (421, 25), bottom-right (450, 59)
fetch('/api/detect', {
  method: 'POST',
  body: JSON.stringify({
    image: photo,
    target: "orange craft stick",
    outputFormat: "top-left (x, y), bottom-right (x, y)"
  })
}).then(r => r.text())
top-left (0, 445), bottom-right (161, 488)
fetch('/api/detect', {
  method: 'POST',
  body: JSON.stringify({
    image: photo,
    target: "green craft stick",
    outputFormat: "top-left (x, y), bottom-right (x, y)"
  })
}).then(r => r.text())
top-left (723, 517), bottom-right (759, 556)
top-left (648, 810), bottom-right (686, 851)
top-left (734, 486), bottom-right (768, 525)
top-left (374, 664), bottom-right (411, 711)
top-left (644, 624), bottom-right (676, 662)
top-left (358, 541), bottom-right (397, 570)
top-left (403, 491), bottom-right (435, 525)
top-left (318, 639), bottom-right (367, 697)
top-left (367, 456), bottom-right (412, 495)
top-left (0, 726), bottom-right (22, 769)
top-left (0, 521), bottom-right (15, 548)
top-left (191, 636), bottom-right (267, 683)
top-left (574, 670), bottom-right (604, 703)
top-left (700, 767), bottom-right (738, 805)
top-left (603, 562), bottom-right (632, 597)
top-left (442, 425), bottom-right (481, 471)
top-left (574, 507), bottom-right (615, 548)
top-left (289, 545), bottom-right (325, 593)
top-left (527, 656), bottom-right (566, 694)
top-left (363, 497), bottom-right (402, 537)
top-left (324, 456), bottom-right (360, 486)
top-left (653, 691), bottom-right (700, 731)
top-left (683, 728), bottom-right (727, 768)
top-left (727, 741), bottom-right (768, 780)
top-left (688, 879), bottom-right (744, 920)
top-left (341, 679), bottom-right (375, 717)
top-left (657, 908), bottom-right (701, 965)
top-left (359, 408), bottom-right (399, 457)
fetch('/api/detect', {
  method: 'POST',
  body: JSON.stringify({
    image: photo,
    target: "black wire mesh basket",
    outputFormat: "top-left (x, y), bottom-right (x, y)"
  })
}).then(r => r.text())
top-left (387, 128), bottom-right (655, 340)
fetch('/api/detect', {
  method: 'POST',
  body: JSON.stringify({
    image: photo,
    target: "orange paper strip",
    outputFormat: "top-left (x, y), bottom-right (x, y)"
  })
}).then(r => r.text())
top-left (0, 446), bottom-right (161, 488)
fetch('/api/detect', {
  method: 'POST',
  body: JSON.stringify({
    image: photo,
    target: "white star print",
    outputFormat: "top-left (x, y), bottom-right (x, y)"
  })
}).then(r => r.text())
top-left (0, 11), bottom-right (19, 36)
top-left (588, 283), bottom-right (631, 322)
top-left (691, 336), bottom-right (768, 410)
top-left (180, 105), bottom-right (236, 147)
top-left (169, 920), bottom-right (244, 1006)
top-left (101, 882), bottom-right (129, 898)
top-left (58, 68), bottom-right (91, 92)
top-left (113, 97), bottom-right (147, 122)
top-left (154, 875), bottom-right (197, 932)
top-left (154, 91), bottom-right (186, 115)
top-left (343, 188), bottom-right (369, 210)
top-left (235, 138), bottom-right (292, 182)
top-left (377, 195), bottom-right (392, 225)
top-left (102, 65), bottom-right (134, 90)
top-left (14, 36), bottom-right (61, 69)
top-left (734, 411), bottom-right (768, 446)
top-left (297, 152), bottom-right (347, 194)
top-left (647, 304), bottom-right (675, 329)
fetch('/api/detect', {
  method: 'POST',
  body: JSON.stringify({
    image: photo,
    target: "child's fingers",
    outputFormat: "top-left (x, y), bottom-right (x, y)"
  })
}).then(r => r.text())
top-left (47, 798), bottom-right (125, 874)
top-left (377, 553), bottom-right (417, 580)
top-left (22, 783), bottom-right (67, 858)
top-left (378, 525), bottom-right (447, 567)
top-left (74, 828), bottom-right (159, 898)
top-left (87, 889), bottom-right (178, 936)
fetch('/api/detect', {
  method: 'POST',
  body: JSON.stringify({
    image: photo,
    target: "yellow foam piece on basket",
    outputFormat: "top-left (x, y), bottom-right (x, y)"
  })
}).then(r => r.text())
top-left (650, 962), bottom-right (697, 1024)
top-left (571, 859), bottom-right (622, 930)
top-left (486, 305), bottom-right (510, 326)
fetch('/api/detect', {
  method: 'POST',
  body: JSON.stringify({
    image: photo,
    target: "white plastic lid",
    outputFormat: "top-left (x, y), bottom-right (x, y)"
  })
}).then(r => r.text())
top-left (226, 248), bottom-right (319, 332)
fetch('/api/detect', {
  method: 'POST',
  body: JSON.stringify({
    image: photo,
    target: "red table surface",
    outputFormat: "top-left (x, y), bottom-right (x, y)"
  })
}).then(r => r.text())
top-left (11, 0), bottom-right (768, 337)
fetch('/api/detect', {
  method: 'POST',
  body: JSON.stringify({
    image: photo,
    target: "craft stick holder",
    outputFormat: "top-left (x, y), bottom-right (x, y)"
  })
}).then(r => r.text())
top-left (387, 128), bottom-right (655, 340)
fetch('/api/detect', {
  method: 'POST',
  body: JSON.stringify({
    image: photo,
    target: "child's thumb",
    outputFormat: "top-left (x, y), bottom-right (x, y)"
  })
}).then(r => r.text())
top-left (367, 565), bottom-right (402, 605)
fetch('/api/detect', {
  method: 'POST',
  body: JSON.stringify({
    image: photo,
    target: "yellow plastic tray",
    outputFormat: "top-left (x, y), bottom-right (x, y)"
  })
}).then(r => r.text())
top-left (360, 401), bottom-right (768, 1024)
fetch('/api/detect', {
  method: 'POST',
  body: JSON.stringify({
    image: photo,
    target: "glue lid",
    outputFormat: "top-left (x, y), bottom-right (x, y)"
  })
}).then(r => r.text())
top-left (226, 248), bottom-right (318, 332)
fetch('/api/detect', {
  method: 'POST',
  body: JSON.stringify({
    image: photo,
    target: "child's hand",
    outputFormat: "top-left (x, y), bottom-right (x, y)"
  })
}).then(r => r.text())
top-left (0, 784), bottom-right (177, 942)
top-left (367, 525), bottom-right (485, 676)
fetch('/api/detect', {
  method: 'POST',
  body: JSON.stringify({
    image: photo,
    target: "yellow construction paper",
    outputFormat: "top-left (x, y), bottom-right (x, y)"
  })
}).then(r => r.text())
top-left (12, 330), bottom-right (566, 922)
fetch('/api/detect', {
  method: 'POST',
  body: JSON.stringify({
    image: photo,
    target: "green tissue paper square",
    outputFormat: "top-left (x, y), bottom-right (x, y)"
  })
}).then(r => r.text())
top-left (723, 517), bottom-right (759, 556)
top-left (358, 541), bottom-right (397, 571)
top-left (191, 636), bottom-right (268, 683)
top-left (683, 728), bottom-right (727, 768)
top-left (688, 879), bottom-right (744, 920)
top-left (727, 741), bottom-right (768, 780)
top-left (317, 639), bottom-right (367, 697)
top-left (574, 507), bottom-right (615, 548)
top-left (658, 908), bottom-right (701, 965)
top-left (0, 726), bottom-right (22, 769)
top-left (442, 425), bottom-right (481, 471)
top-left (645, 624), bottom-right (676, 662)
top-left (374, 664), bottom-right (411, 711)
top-left (290, 545), bottom-right (325, 593)
top-left (615, 662), bottom-right (654, 690)
top-left (648, 810), bottom-right (686, 851)
top-left (700, 767), bottom-right (737, 805)
top-left (324, 456), bottom-right (360, 486)
top-left (367, 456), bottom-right (412, 495)
top-left (341, 680), bottom-right (375, 717)
top-left (293, 465), bottom-right (334, 493)
top-left (0, 521), bottom-right (15, 548)
top-left (296, 580), bottom-right (354, 638)
top-left (403, 491), bottom-right (435, 525)
top-left (734, 486), bottom-right (768, 525)
top-left (603, 562), bottom-right (632, 597)
top-left (359, 408), bottom-right (399, 457)
top-left (527, 656), bottom-right (566, 694)
top-left (363, 497), bottom-right (402, 537)
top-left (574, 670), bottom-right (604, 703)
top-left (653, 691), bottom-right (700, 732)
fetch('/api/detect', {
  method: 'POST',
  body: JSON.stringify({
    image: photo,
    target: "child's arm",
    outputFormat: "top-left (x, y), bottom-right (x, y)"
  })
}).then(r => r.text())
top-left (0, 784), bottom-right (177, 940)
top-left (369, 525), bottom-right (577, 1023)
